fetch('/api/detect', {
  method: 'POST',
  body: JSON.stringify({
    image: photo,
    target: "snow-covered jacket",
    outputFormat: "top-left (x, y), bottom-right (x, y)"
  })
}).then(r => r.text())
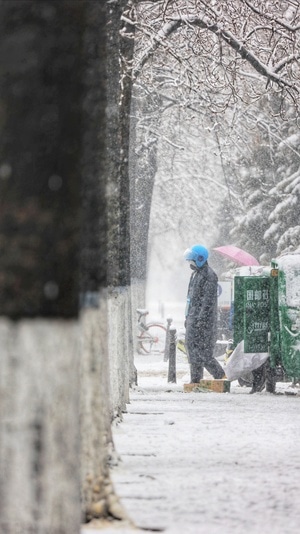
top-left (185, 262), bottom-right (218, 363)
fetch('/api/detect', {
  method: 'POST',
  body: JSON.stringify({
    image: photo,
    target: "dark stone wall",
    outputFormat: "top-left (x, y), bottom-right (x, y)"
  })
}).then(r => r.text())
top-left (0, 1), bottom-right (84, 317)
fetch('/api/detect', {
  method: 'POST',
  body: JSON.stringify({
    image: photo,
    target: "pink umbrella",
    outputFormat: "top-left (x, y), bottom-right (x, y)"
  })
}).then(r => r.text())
top-left (213, 245), bottom-right (260, 266)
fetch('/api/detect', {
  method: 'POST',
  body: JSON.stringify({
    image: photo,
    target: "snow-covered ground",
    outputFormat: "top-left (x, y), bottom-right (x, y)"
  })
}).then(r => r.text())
top-left (83, 351), bottom-right (300, 534)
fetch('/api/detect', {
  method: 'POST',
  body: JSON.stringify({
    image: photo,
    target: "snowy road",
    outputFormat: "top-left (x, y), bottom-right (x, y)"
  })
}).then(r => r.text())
top-left (83, 353), bottom-right (300, 534)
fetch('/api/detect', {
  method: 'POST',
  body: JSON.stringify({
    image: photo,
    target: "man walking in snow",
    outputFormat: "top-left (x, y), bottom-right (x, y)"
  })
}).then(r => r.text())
top-left (184, 244), bottom-right (225, 383)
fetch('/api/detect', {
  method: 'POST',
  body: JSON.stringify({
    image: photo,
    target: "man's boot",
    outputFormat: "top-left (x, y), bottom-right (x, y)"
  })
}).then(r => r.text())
top-left (190, 362), bottom-right (204, 383)
top-left (250, 363), bottom-right (266, 393)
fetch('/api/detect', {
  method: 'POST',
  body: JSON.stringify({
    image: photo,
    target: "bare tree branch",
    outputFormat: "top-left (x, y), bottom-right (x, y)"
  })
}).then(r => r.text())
top-left (274, 53), bottom-right (300, 73)
top-left (243, 0), bottom-right (300, 31)
top-left (133, 12), bottom-right (299, 93)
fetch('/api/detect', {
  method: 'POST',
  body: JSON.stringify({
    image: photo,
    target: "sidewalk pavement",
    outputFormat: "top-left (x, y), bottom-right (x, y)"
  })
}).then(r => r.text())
top-left (82, 352), bottom-right (300, 534)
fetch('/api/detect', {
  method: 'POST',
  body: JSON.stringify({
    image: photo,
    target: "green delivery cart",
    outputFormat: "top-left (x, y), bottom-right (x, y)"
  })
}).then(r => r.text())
top-left (232, 253), bottom-right (300, 392)
top-left (271, 254), bottom-right (300, 379)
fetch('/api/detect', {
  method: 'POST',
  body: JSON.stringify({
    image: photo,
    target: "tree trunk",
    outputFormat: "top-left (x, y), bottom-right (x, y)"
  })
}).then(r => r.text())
top-left (80, 0), bottom-right (134, 522)
top-left (0, 1), bottom-right (83, 531)
top-left (129, 84), bottom-right (160, 326)
top-left (0, 0), bottom-right (134, 529)
top-left (106, 1), bottom-right (137, 400)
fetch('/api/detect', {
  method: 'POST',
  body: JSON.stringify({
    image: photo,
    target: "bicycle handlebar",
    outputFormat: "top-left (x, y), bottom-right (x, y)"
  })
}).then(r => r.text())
top-left (136, 308), bottom-right (149, 318)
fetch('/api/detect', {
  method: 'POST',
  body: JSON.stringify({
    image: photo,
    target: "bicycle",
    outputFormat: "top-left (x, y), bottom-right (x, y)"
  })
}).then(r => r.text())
top-left (136, 309), bottom-right (167, 354)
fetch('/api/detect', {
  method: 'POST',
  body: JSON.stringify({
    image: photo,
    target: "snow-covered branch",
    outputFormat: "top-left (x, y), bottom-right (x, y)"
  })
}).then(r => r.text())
top-left (244, 0), bottom-right (300, 32)
top-left (133, 12), bottom-right (299, 93)
top-left (274, 53), bottom-right (300, 73)
top-left (132, 18), bottom-right (181, 79)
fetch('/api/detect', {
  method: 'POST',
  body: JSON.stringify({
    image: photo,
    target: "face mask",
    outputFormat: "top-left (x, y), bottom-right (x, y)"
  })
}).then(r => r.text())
top-left (189, 261), bottom-right (197, 270)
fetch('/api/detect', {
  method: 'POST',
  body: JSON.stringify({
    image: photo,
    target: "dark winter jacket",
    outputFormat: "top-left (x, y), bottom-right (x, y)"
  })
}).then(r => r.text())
top-left (185, 262), bottom-right (218, 364)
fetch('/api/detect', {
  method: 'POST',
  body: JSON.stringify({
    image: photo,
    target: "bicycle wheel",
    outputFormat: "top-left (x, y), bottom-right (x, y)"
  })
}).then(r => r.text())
top-left (140, 323), bottom-right (167, 354)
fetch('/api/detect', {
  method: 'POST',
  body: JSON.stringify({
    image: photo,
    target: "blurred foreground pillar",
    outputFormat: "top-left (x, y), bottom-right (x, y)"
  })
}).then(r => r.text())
top-left (0, 1), bottom-right (83, 531)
